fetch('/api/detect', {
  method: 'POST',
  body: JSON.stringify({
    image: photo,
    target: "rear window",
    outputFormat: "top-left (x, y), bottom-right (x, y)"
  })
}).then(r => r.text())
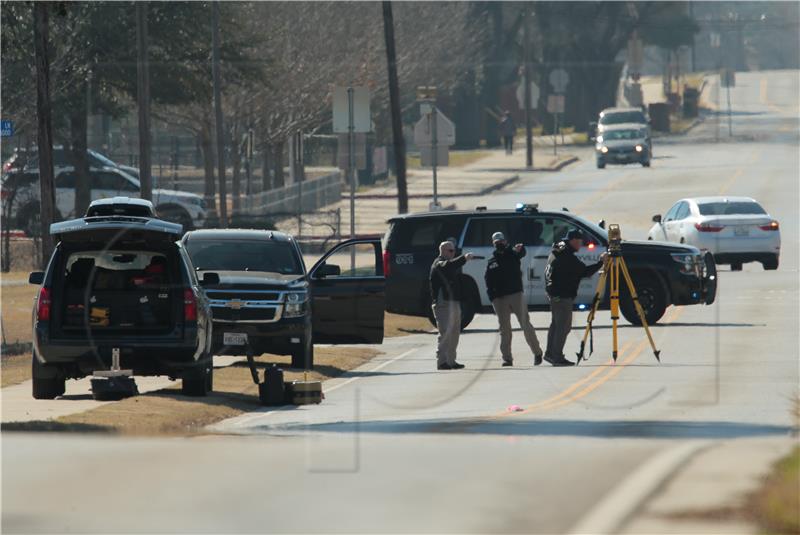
top-left (185, 239), bottom-right (303, 274)
top-left (386, 215), bottom-right (467, 251)
top-left (698, 201), bottom-right (766, 216)
top-left (600, 111), bottom-right (646, 125)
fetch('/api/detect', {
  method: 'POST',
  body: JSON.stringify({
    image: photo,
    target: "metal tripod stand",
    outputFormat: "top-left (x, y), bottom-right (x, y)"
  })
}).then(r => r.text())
top-left (576, 224), bottom-right (661, 365)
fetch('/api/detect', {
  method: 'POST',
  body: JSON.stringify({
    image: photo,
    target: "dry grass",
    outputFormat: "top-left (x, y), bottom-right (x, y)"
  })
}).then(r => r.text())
top-left (407, 150), bottom-right (491, 170)
top-left (384, 312), bottom-right (432, 337)
top-left (750, 446), bottom-right (800, 534)
top-left (55, 347), bottom-right (378, 435)
top-left (1, 280), bottom-right (36, 346)
top-left (1, 353), bottom-right (31, 387)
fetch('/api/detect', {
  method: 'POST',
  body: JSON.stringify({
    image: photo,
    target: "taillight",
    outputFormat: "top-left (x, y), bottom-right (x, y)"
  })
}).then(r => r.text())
top-left (695, 222), bottom-right (723, 232)
top-left (759, 221), bottom-right (779, 231)
top-left (37, 287), bottom-right (52, 321)
top-left (382, 250), bottom-right (391, 277)
top-left (184, 289), bottom-right (197, 321)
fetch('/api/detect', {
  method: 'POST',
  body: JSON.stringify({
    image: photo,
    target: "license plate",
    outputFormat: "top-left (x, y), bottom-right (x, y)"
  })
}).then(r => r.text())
top-left (734, 227), bottom-right (749, 236)
top-left (616, 154), bottom-right (627, 161)
top-left (223, 332), bottom-right (248, 346)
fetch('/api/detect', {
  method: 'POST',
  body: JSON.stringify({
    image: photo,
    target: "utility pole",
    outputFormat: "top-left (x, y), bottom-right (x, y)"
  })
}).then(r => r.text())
top-left (136, 2), bottom-right (152, 201)
top-left (211, 2), bottom-right (227, 227)
top-left (523, 7), bottom-right (533, 168)
top-left (382, 1), bottom-right (408, 214)
top-left (33, 2), bottom-right (56, 265)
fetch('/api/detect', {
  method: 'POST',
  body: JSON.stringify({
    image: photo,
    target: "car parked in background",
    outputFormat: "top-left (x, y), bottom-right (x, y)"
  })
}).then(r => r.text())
top-left (383, 204), bottom-right (716, 329)
top-left (183, 229), bottom-right (386, 369)
top-left (3, 166), bottom-right (205, 235)
top-left (2, 145), bottom-right (140, 179)
top-left (648, 196), bottom-right (780, 271)
top-left (28, 198), bottom-right (216, 399)
top-left (595, 124), bottom-right (651, 168)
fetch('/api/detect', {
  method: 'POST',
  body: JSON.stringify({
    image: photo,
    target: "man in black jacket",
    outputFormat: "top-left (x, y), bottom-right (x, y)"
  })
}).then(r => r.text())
top-left (544, 229), bottom-right (607, 366)
top-left (430, 241), bottom-right (475, 370)
top-left (484, 232), bottom-right (543, 366)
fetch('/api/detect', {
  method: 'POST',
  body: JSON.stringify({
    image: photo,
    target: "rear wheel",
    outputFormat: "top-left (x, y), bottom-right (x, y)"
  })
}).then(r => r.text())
top-left (731, 262), bottom-right (743, 272)
top-left (290, 335), bottom-right (314, 370)
top-left (31, 354), bottom-right (66, 399)
top-left (181, 361), bottom-right (213, 396)
top-left (620, 274), bottom-right (667, 326)
top-left (596, 160), bottom-right (606, 169)
top-left (762, 256), bottom-right (779, 270)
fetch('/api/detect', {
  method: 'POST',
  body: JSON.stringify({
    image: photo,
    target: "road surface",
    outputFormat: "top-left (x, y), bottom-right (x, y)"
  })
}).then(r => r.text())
top-left (3, 70), bottom-right (798, 534)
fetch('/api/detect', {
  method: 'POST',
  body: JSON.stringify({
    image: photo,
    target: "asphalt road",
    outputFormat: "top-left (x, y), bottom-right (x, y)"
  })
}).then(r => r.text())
top-left (3, 70), bottom-right (798, 534)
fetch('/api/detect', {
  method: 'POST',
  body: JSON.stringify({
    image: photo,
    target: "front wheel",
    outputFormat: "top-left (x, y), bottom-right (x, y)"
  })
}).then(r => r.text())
top-left (596, 161), bottom-right (606, 169)
top-left (731, 262), bottom-right (743, 272)
top-left (641, 160), bottom-right (651, 167)
top-left (620, 275), bottom-right (667, 326)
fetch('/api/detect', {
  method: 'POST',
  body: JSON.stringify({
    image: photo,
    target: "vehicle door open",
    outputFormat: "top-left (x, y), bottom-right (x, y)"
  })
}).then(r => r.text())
top-left (309, 238), bottom-right (385, 344)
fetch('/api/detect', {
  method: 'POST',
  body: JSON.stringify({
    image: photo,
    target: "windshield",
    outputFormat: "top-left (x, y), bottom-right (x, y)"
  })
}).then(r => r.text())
top-left (600, 111), bottom-right (646, 125)
top-left (570, 214), bottom-right (609, 242)
top-left (698, 201), bottom-right (766, 216)
top-left (185, 239), bottom-right (303, 275)
top-left (599, 129), bottom-right (645, 141)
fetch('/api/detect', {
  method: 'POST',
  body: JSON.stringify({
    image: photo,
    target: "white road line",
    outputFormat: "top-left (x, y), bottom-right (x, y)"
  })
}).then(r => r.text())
top-left (224, 347), bottom-right (420, 430)
top-left (567, 440), bottom-right (712, 535)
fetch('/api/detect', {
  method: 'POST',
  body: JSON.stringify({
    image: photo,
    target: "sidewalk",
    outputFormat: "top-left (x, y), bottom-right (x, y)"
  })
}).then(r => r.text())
top-left (276, 146), bottom-right (578, 238)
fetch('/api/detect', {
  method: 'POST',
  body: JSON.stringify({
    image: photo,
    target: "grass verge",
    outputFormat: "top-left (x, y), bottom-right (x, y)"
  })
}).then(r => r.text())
top-left (407, 150), bottom-right (491, 170)
top-left (750, 446), bottom-right (800, 534)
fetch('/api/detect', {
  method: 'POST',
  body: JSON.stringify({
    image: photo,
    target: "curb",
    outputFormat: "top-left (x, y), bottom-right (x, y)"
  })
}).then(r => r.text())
top-left (354, 156), bottom-right (579, 200)
top-left (567, 440), bottom-right (712, 535)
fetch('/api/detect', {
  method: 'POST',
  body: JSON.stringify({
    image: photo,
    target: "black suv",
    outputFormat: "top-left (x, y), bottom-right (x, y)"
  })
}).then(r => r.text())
top-left (182, 230), bottom-right (385, 369)
top-left (29, 198), bottom-right (216, 399)
top-left (383, 204), bottom-right (717, 328)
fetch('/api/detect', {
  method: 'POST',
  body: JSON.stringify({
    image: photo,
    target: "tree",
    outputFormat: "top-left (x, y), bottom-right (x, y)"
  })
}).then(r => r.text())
top-left (382, 1), bottom-right (408, 214)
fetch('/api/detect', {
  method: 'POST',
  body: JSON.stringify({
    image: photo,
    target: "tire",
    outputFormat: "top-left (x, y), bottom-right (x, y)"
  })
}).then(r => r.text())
top-left (641, 160), bottom-right (651, 167)
top-left (181, 361), bottom-right (213, 396)
top-left (290, 335), bottom-right (314, 370)
top-left (762, 256), bottom-right (779, 270)
top-left (157, 206), bottom-right (194, 231)
top-left (731, 262), bottom-right (743, 272)
top-left (620, 274), bottom-right (667, 326)
top-left (596, 161), bottom-right (606, 169)
top-left (31, 354), bottom-right (65, 400)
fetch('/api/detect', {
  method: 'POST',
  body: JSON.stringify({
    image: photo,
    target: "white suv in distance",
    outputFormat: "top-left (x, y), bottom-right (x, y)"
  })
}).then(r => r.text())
top-left (3, 166), bottom-right (206, 235)
top-left (648, 196), bottom-right (780, 271)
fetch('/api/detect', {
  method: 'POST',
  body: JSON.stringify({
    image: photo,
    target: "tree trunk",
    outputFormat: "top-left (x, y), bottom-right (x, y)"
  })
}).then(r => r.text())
top-left (382, 1), bottom-right (408, 214)
top-left (231, 128), bottom-right (241, 213)
top-left (272, 141), bottom-right (284, 189)
top-left (211, 2), bottom-right (227, 228)
top-left (261, 145), bottom-right (270, 192)
top-left (33, 2), bottom-right (55, 266)
top-left (136, 2), bottom-right (152, 201)
top-left (199, 126), bottom-right (216, 217)
top-left (70, 92), bottom-right (91, 218)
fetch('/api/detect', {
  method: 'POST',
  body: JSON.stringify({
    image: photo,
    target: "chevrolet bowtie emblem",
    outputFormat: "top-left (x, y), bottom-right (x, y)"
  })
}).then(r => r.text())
top-left (227, 300), bottom-right (244, 309)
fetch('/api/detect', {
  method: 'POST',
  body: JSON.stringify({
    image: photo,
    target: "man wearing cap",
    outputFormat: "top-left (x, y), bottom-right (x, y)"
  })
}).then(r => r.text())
top-left (430, 241), bottom-right (475, 370)
top-left (544, 229), bottom-right (607, 366)
top-left (484, 232), bottom-right (543, 366)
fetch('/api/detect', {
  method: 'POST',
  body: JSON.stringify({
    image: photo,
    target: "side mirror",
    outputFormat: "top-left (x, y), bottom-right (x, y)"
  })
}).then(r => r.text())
top-left (597, 219), bottom-right (606, 229)
top-left (200, 272), bottom-right (220, 286)
top-left (28, 271), bottom-right (44, 285)
top-left (316, 263), bottom-right (341, 278)
top-left (652, 214), bottom-right (662, 224)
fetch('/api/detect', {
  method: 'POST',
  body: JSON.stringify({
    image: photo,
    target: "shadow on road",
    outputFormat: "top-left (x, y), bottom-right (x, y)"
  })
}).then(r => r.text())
top-left (268, 418), bottom-right (795, 440)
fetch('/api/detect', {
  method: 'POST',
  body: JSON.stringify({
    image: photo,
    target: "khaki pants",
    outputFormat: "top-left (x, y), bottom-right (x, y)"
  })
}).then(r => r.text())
top-left (546, 297), bottom-right (574, 359)
top-left (492, 291), bottom-right (542, 363)
top-left (432, 299), bottom-right (461, 366)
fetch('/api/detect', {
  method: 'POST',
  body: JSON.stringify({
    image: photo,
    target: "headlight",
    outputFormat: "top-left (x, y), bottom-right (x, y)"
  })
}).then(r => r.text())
top-left (283, 291), bottom-right (307, 317)
top-left (671, 253), bottom-right (702, 276)
top-left (600, 146), bottom-right (609, 154)
top-left (635, 145), bottom-right (643, 152)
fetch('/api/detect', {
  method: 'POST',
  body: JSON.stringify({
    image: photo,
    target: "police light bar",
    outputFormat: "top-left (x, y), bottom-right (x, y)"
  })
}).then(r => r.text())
top-left (515, 203), bottom-right (539, 213)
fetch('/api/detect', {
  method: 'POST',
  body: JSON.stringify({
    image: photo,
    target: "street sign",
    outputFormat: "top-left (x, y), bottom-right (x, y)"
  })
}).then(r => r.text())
top-left (516, 81), bottom-right (540, 110)
top-left (413, 108), bottom-right (455, 148)
top-left (420, 146), bottom-right (449, 167)
top-left (549, 69), bottom-right (569, 93)
top-left (333, 86), bottom-right (371, 133)
top-left (546, 94), bottom-right (565, 114)
top-left (336, 133), bottom-right (367, 170)
top-left (1, 120), bottom-right (13, 137)
top-left (721, 69), bottom-right (736, 88)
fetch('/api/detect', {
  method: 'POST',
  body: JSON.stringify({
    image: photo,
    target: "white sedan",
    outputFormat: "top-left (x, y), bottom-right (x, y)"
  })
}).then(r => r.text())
top-left (648, 196), bottom-right (780, 271)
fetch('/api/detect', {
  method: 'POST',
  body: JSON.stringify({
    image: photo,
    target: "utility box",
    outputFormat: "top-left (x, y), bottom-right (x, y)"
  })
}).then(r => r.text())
top-left (648, 103), bottom-right (671, 132)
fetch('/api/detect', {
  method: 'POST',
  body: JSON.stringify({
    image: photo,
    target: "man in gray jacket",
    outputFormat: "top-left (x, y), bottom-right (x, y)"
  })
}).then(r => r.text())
top-left (430, 241), bottom-right (475, 370)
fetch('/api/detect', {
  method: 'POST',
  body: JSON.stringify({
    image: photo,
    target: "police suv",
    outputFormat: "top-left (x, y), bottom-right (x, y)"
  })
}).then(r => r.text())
top-left (383, 204), bottom-right (717, 329)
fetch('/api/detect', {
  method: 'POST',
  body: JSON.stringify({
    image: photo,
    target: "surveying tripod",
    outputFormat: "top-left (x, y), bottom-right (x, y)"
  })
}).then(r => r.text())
top-left (576, 224), bottom-right (661, 365)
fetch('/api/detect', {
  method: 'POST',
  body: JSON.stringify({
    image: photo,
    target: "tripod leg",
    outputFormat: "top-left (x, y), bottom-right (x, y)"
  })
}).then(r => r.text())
top-left (576, 263), bottom-right (608, 364)
top-left (619, 258), bottom-right (661, 362)
top-left (610, 259), bottom-right (620, 362)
